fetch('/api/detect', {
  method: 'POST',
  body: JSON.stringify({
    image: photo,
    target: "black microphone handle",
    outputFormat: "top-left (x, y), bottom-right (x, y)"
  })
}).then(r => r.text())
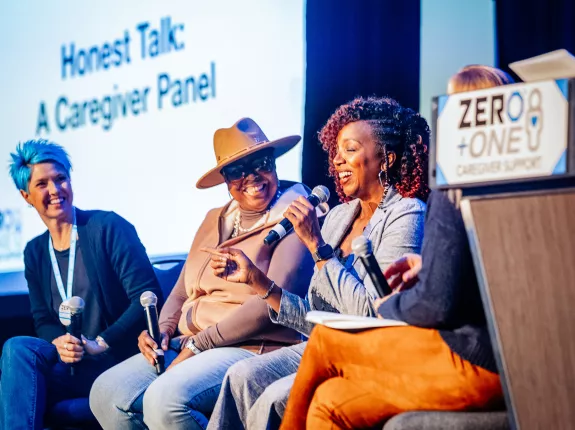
top-left (144, 305), bottom-right (161, 345)
top-left (144, 305), bottom-right (165, 374)
top-left (263, 230), bottom-right (280, 246)
top-left (278, 194), bottom-right (321, 233)
top-left (278, 218), bottom-right (294, 234)
top-left (69, 312), bottom-right (83, 339)
top-left (307, 194), bottom-right (321, 207)
top-left (68, 312), bottom-right (83, 376)
top-left (281, 193), bottom-right (320, 231)
top-left (360, 255), bottom-right (392, 298)
top-left (264, 193), bottom-right (323, 246)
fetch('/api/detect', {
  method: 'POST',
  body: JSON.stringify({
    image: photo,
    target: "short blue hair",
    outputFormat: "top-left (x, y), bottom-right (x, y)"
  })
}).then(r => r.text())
top-left (9, 139), bottom-right (72, 192)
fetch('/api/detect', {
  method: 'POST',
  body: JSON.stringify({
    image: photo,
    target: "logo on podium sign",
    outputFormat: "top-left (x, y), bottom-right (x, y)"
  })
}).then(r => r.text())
top-left (434, 79), bottom-right (569, 187)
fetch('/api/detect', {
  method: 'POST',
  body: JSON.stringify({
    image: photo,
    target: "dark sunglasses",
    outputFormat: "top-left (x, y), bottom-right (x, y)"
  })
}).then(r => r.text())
top-left (221, 155), bottom-right (276, 182)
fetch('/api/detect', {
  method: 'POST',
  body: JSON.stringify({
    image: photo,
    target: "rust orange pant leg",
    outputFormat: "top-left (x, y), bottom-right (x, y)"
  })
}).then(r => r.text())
top-left (280, 325), bottom-right (503, 430)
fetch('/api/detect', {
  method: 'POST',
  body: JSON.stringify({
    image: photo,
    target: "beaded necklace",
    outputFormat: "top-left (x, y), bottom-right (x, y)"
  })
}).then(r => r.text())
top-left (231, 189), bottom-right (283, 238)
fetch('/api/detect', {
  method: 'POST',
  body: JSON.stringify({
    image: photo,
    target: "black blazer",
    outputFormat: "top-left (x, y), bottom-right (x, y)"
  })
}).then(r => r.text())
top-left (24, 209), bottom-right (163, 361)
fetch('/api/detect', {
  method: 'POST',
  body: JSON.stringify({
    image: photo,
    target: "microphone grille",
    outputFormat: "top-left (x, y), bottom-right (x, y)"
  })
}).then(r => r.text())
top-left (140, 291), bottom-right (158, 307)
top-left (67, 296), bottom-right (85, 313)
top-left (351, 235), bottom-right (372, 257)
top-left (311, 185), bottom-right (330, 203)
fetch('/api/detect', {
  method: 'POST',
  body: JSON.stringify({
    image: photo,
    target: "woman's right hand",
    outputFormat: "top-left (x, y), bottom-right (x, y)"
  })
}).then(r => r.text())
top-left (52, 333), bottom-right (84, 363)
top-left (202, 247), bottom-right (263, 285)
top-left (383, 253), bottom-right (422, 292)
top-left (283, 196), bottom-right (324, 254)
top-left (138, 330), bottom-right (169, 366)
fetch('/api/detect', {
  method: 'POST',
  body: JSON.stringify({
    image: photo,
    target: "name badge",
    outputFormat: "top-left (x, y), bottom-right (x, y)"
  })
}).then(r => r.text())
top-left (58, 303), bottom-right (72, 327)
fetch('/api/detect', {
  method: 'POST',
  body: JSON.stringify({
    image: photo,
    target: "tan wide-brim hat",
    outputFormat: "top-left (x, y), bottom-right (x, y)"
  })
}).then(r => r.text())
top-left (196, 118), bottom-right (301, 189)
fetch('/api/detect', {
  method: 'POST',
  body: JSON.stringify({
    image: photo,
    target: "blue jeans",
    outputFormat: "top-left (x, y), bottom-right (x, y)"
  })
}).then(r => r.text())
top-left (207, 342), bottom-right (305, 430)
top-left (0, 336), bottom-right (115, 430)
top-left (90, 344), bottom-right (255, 429)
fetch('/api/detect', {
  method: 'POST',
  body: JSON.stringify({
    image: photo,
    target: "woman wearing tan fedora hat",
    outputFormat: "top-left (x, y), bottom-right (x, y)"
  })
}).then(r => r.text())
top-left (90, 118), bottom-right (320, 430)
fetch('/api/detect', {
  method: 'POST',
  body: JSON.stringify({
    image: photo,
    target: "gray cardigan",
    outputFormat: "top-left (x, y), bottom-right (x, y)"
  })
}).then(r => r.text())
top-left (270, 187), bottom-right (426, 336)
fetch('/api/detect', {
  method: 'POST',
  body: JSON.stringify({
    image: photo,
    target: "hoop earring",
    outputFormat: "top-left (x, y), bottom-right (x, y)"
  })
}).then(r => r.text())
top-left (378, 170), bottom-right (390, 209)
top-left (378, 170), bottom-right (386, 189)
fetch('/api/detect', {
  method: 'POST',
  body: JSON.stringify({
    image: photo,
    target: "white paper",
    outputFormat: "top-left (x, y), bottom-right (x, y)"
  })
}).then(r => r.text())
top-left (509, 49), bottom-right (575, 82)
top-left (306, 311), bottom-right (407, 331)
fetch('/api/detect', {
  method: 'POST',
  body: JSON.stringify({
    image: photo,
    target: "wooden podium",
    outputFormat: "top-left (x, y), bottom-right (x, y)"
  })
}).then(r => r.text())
top-left (460, 188), bottom-right (575, 430)
top-left (431, 78), bottom-right (575, 429)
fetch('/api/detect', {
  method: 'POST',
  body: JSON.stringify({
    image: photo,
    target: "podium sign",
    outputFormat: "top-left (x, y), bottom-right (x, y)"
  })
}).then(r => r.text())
top-left (429, 78), bottom-right (575, 429)
top-left (431, 79), bottom-right (574, 188)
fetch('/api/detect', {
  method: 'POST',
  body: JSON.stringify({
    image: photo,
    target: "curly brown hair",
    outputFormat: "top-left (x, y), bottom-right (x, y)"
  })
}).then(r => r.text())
top-left (318, 96), bottom-right (430, 203)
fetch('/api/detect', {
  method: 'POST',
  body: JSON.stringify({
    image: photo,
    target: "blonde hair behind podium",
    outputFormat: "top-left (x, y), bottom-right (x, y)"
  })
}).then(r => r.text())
top-left (448, 65), bottom-right (514, 95)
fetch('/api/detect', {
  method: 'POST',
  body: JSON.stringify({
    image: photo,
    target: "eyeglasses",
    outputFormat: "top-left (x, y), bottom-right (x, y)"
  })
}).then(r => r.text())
top-left (221, 155), bottom-right (276, 182)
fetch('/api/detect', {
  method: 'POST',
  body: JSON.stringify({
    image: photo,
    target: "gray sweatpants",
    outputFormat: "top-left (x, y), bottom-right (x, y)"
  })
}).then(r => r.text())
top-left (207, 342), bottom-right (307, 430)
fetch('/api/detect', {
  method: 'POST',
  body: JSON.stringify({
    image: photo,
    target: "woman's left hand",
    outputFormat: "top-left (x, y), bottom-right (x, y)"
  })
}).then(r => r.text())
top-left (166, 347), bottom-right (194, 371)
top-left (284, 196), bottom-right (324, 253)
top-left (81, 335), bottom-right (108, 356)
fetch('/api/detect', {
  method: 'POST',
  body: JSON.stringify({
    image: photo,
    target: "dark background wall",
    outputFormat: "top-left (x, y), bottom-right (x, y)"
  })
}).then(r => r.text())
top-left (495, 0), bottom-right (575, 79)
top-left (301, 0), bottom-right (421, 208)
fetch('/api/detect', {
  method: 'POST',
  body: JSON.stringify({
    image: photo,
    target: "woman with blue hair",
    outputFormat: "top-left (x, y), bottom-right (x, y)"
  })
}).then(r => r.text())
top-left (0, 139), bottom-right (162, 430)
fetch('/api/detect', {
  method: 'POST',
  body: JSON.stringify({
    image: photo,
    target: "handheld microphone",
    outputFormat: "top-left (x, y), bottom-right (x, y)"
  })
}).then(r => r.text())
top-left (58, 296), bottom-right (85, 376)
top-left (352, 236), bottom-right (392, 298)
top-left (264, 185), bottom-right (330, 246)
top-left (140, 291), bottom-right (164, 374)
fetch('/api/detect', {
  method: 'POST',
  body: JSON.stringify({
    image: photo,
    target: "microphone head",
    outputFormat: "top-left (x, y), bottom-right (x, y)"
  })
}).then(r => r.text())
top-left (351, 235), bottom-right (373, 258)
top-left (59, 296), bottom-right (85, 326)
top-left (140, 291), bottom-right (158, 307)
top-left (67, 296), bottom-right (85, 313)
top-left (311, 185), bottom-right (330, 204)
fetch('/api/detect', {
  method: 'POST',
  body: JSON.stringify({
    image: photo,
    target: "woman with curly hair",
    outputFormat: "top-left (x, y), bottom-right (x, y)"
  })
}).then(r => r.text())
top-left (206, 96), bottom-right (430, 430)
top-left (278, 67), bottom-right (512, 429)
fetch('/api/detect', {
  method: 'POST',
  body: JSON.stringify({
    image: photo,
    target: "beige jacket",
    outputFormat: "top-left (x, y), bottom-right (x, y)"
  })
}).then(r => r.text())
top-left (158, 184), bottom-right (317, 352)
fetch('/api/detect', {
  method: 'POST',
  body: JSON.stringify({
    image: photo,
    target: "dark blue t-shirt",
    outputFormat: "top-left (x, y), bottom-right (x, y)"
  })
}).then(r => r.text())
top-left (50, 240), bottom-right (107, 340)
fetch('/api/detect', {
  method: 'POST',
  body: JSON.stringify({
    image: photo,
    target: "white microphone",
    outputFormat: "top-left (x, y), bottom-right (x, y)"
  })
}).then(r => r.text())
top-left (140, 291), bottom-right (164, 374)
top-left (264, 185), bottom-right (330, 246)
top-left (58, 296), bottom-right (85, 376)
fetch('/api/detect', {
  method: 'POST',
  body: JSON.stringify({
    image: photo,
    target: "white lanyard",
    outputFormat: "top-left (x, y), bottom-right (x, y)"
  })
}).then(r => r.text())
top-left (48, 209), bottom-right (77, 302)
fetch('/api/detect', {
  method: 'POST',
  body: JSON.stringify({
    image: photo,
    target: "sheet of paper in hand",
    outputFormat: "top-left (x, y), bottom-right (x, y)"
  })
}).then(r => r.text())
top-left (306, 311), bottom-right (407, 331)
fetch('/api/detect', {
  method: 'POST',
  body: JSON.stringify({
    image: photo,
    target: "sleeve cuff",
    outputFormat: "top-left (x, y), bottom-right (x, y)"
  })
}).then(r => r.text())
top-left (99, 325), bottom-right (122, 348)
top-left (377, 293), bottom-right (400, 320)
top-left (189, 330), bottom-right (212, 351)
top-left (268, 290), bottom-right (303, 327)
top-left (169, 335), bottom-right (189, 351)
top-left (159, 324), bottom-right (176, 338)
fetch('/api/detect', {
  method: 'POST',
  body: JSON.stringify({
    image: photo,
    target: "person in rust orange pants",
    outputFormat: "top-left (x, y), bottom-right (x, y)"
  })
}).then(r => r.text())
top-left (281, 190), bottom-right (505, 429)
top-left (280, 66), bottom-right (514, 430)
